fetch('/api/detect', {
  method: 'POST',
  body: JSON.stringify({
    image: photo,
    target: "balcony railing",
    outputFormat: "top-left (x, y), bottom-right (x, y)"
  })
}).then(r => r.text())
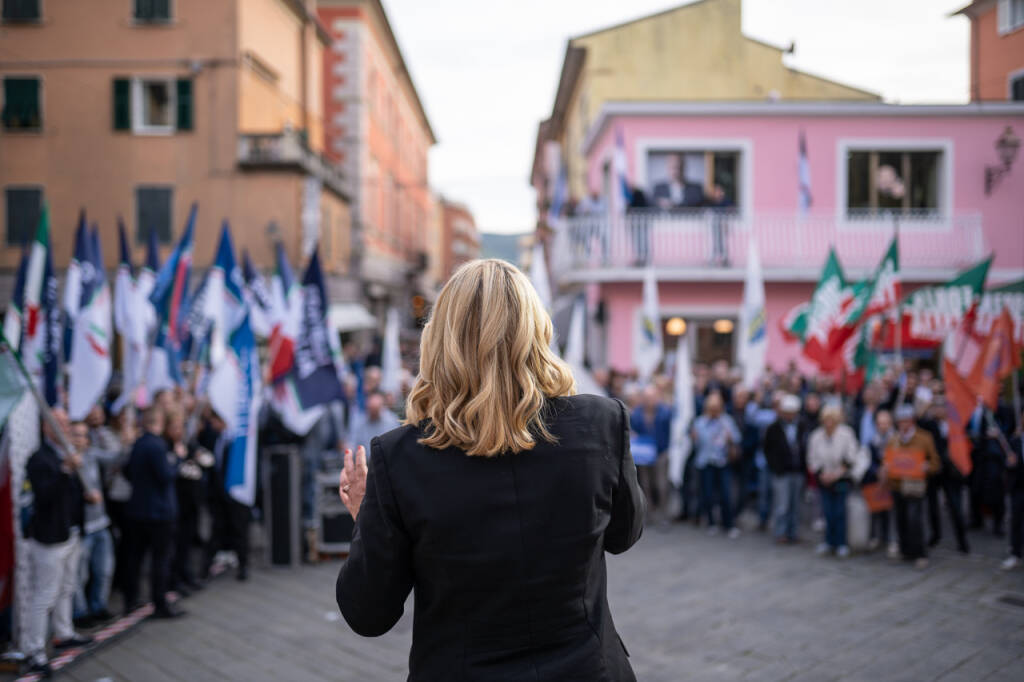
top-left (237, 129), bottom-right (347, 199)
top-left (550, 209), bottom-right (985, 281)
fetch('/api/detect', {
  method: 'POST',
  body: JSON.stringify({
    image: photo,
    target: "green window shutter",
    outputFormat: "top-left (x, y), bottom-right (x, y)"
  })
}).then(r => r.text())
top-left (2, 77), bottom-right (41, 130)
top-left (134, 0), bottom-right (151, 20)
top-left (153, 0), bottom-right (170, 19)
top-left (113, 78), bottom-right (131, 131)
top-left (176, 78), bottom-right (192, 131)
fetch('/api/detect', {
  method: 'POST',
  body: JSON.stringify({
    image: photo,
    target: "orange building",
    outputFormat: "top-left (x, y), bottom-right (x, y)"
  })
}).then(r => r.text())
top-left (317, 0), bottom-right (437, 317)
top-left (955, 0), bottom-right (1024, 100)
top-left (0, 0), bottom-right (354, 302)
top-left (438, 197), bottom-right (480, 281)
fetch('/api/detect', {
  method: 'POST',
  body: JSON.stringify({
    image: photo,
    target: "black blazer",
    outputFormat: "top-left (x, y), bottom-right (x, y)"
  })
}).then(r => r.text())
top-left (26, 441), bottom-right (84, 544)
top-left (125, 431), bottom-right (179, 522)
top-left (336, 394), bottom-right (645, 681)
top-left (763, 419), bottom-right (806, 475)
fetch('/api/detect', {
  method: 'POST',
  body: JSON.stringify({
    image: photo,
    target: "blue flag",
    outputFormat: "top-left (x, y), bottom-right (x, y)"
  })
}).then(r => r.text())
top-left (62, 211), bottom-right (89, 362)
top-left (219, 314), bottom-right (261, 506)
top-left (289, 248), bottom-right (343, 410)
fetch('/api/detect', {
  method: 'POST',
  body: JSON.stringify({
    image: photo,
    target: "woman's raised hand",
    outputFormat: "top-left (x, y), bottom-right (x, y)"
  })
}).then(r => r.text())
top-left (339, 445), bottom-right (368, 520)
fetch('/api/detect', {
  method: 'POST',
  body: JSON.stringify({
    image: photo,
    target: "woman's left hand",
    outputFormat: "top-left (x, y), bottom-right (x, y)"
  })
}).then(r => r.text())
top-left (339, 445), bottom-right (368, 520)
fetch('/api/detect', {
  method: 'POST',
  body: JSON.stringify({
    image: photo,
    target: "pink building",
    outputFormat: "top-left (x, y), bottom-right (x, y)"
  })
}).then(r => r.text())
top-left (552, 101), bottom-right (1024, 372)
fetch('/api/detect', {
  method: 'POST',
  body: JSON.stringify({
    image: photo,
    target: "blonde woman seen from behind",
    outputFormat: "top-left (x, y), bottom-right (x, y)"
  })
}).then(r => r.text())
top-left (335, 259), bottom-right (646, 682)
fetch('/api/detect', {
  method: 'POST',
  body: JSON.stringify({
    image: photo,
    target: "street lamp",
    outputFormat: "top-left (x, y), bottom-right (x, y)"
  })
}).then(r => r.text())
top-left (985, 126), bottom-right (1021, 196)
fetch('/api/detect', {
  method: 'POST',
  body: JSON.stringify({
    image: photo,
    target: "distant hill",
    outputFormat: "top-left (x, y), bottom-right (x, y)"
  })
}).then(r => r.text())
top-left (480, 232), bottom-right (528, 266)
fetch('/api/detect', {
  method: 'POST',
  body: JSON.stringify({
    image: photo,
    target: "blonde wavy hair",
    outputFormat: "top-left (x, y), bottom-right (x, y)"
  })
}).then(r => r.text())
top-left (404, 258), bottom-right (576, 456)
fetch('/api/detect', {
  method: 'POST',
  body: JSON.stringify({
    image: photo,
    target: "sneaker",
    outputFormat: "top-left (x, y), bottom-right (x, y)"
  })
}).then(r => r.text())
top-left (26, 656), bottom-right (52, 677)
top-left (1000, 556), bottom-right (1020, 571)
top-left (54, 634), bottom-right (93, 649)
top-left (727, 528), bottom-right (741, 540)
top-left (812, 518), bottom-right (825, 533)
top-left (815, 542), bottom-right (830, 556)
top-left (886, 543), bottom-right (900, 560)
top-left (836, 545), bottom-right (850, 559)
top-left (706, 526), bottom-right (719, 537)
top-left (914, 558), bottom-right (929, 570)
top-left (867, 538), bottom-right (880, 552)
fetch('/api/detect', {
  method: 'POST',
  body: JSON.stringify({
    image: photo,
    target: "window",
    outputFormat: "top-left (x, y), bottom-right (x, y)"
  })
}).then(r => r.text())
top-left (5, 187), bottom-right (42, 246)
top-left (2, 0), bottom-right (39, 21)
top-left (136, 186), bottom-right (173, 244)
top-left (845, 149), bottom-right (942, 217)
top-left (644, 150), bottom-right (741, 208)
top-left (134, 0), bottom-right (170, 22)
top-left (999, 0), bottom-right (1024, 34)
top-left (113, 77), bottom-right (191, 133)
top-left (1011, 72), bottom-right (1024, 101)
top-left (2, 77), bottom-right (41, 130)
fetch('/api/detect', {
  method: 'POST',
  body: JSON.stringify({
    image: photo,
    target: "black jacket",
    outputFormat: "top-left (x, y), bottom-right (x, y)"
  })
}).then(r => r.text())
top-left (26, 441), bottom-right (84, 544)
top-left (336, 394), bottom-right (645, 681)
top-left (125, 432), bottom-right (179, 522)
top-left (764, 419), bottom-right (806, 475)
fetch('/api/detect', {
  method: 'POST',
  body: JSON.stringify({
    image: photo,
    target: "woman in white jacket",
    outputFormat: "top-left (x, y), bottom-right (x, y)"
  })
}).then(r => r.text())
top-left (807, 404), bottom-right (861, 558)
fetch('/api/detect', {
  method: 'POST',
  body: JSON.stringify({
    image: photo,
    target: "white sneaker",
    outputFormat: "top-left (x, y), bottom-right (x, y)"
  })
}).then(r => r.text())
top-left (1000, 556), bottom-right (1020, 571)
top-left (886, 543), bottom-right (900, 560)
top-left (727, 527), bottom-right (741, 540)
top-left (836, 545), bottom-right (850, 559)
top-left (706, 526), bottom-right (720, 536)
top-left (812, 518), bottom-right (825, 533)
top-left (815, 542), bottom-right (830, 556)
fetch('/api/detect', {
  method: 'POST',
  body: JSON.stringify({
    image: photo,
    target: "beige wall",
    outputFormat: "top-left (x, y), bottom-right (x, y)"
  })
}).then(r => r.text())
top-left (0, 0), bottom-right (348, 278)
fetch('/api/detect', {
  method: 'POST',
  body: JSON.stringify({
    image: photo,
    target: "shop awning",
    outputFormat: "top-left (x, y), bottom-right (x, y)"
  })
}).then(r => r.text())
top-left (328, 303), bottom-right (377, 332)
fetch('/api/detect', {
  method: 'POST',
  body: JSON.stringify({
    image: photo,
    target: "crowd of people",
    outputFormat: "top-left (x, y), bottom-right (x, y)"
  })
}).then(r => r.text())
top-left (14, 341), bottom-right (412, 677)
top-left (602, 358), bottom-right (1024, 571)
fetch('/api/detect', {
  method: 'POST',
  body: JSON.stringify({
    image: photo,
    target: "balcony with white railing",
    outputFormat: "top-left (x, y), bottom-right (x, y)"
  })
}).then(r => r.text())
top-left (549, 209), bottom-right (986, 283)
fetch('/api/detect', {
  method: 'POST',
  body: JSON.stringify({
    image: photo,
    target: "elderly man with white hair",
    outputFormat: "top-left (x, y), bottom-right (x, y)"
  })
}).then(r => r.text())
top-left (806, 403), bottom-right (860, 558)
top-left (763, 394), bottom-right (807, 544)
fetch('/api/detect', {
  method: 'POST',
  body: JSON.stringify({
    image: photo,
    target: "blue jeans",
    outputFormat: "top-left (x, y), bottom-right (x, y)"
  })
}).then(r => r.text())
top-left (771, 473), bottom-right (803, 540)
top-left (700, 465), bottom-right (734, 530)
top-left (820, 483), bottom-right (849, 549)
top-left (74, 527), bottom-right (114, 617)
top-left (757, 459), bottom-right (772, 525)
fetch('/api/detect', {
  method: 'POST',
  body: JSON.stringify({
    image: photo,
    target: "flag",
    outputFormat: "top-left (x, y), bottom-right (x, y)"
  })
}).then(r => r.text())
top-left (797, 131), bottom-right (812, 215)
top-left (268, 241), bottom-right (299, 383)
top-left (635, 267), bottom-right (663, 381)
top-left (22, 204), bottom-right (60, 406)
top-left (610, 126), bottom-right (632, 215)
top-left (563, 295), bottom-right (604, 395)
top-left (113, 218), bottom-right (135, 338)
top-left (62, 211), bottom-right (88, 362)
top-left (0, 335), bottom-right (29, 428)
top-left (967, 308), bottom-right (1020, 410)
top-left (242, 250), bottom-right (273, 339)
top-left (112, 218), bottom-right (143, 413)
top-left (738, 238), bottom-right (767, 389)
top-left (546, 164), bottom-right (568, 228)
top-left (379, 307), bottom-right (401, 400)
top-left (876, 257), bottom-right (991, 349)
top-left (202, 221), bottom-right (245, 367)
top-left (529, 239), bottom-right (552, 313)
top-left (2, 246), bottom-right (29, 352)
top-left (976, 279), bottom-right (1024, 344)
top-left (799, 249), bottom-right (850, 372)
top-left (668, 336), bottom-right (694, 487)
top-left (275, 248), bottom-right (343, 419)
top-left (147, 203), bottom-right (197, 396)
top-left (209, 315), bottom-right (261, 506)
top-left (67, 226), bottom-right (112, 419)
top-left (827, 237), bottom-right (901, 366)
top-left (780, 301), bottom-right (809, 342)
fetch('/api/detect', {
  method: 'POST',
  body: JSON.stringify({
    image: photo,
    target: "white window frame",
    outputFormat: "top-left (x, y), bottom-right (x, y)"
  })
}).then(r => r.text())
top-left (998, 0), bottom-right (1024, 34)
top-left (1009, 66), bottom-right (1024, 100)
top-left (131, 76), bottom-right (175, 135)
top-left (835, 138), bottom-right (954, 230)
top-left (628, 137), bottom-right (754, 222)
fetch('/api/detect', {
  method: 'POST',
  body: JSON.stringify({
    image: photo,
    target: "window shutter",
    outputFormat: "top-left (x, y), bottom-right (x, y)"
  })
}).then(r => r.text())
top-left (134, 0), bottom-right (151, 20)
top-left (113, 78), bottom-right (131, 130)
top-left (153, 0), bottom-right (170, 19)
top-left (999, 0), bottom-right (1012, 34)
top-left (176, 79), bottom-right (192, 131)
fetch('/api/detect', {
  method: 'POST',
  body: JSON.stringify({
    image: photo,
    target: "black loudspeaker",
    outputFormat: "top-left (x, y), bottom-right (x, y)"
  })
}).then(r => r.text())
top-left (263, 446), bottom-right (301, 567)
top-left (316, 471), bottom-right (352, 553)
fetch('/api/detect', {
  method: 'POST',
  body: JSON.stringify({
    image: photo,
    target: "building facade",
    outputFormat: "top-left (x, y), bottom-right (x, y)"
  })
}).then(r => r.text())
top-left (530, 0), bottom-right (879, 219)
top-left (0, 0), bottom-right (352, 299)
top-left (439, 197), bottom-right (480, 281)
top-left (955, 0), bottom-right (1024, 101)
top-left (558, 101), bottom-right (1024, 371)
top-left (317, 0), bottom-right (436, 321)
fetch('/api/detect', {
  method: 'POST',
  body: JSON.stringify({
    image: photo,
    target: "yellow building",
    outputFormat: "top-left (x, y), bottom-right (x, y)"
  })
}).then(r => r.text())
top-left (0, 0), bottom-right (354, 300)
top-left (532, 0), bottom-right (880, 203)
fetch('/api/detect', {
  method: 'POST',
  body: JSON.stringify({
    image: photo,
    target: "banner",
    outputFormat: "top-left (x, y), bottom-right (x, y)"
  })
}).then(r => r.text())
top-left (738, 238), bottom-right (767, 389)
top-left (242, 249), bottom-right (273, 340)
top-left (799, 249), bottom-right (850, 372)
top-left (67, 226), bottom-right (112, 420)
top-left (22, 204), bottom-right (61, 406)
top-left (635, 266), bottom-right (663, 381)
top-left (668, 335), bottom-right (694, 487)
top-left (976, 279), bottom-right (1024, 344)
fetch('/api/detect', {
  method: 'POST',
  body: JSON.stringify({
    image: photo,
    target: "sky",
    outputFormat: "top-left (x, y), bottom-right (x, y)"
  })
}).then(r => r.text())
top-left (382, 0), bottom-right (970, 235)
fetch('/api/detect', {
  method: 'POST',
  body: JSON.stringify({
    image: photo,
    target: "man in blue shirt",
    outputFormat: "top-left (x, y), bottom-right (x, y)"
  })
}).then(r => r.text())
top-left (631, 386), bottom-right (672, 522)
top-left (691, 392), bottom-right (741, 537)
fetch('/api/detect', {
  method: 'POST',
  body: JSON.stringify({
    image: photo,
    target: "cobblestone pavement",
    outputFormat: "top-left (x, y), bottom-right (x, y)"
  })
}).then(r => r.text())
top-left (49, 516), bottom-right (1024, 681)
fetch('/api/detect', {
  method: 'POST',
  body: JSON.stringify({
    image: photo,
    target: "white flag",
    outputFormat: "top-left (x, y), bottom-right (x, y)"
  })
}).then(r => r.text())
top-left (530, 240), bottom-right (552, 313)
top-left (668, 337), bottom-right (694, 487)
top-left (380, 307), bottom-right (402, 400)
top-left (738, 238), bottom-right (767, 389)
top-left (634, 267), bottom-right (662, 381)
top-left (563, 296), bottom-right (604, 396)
